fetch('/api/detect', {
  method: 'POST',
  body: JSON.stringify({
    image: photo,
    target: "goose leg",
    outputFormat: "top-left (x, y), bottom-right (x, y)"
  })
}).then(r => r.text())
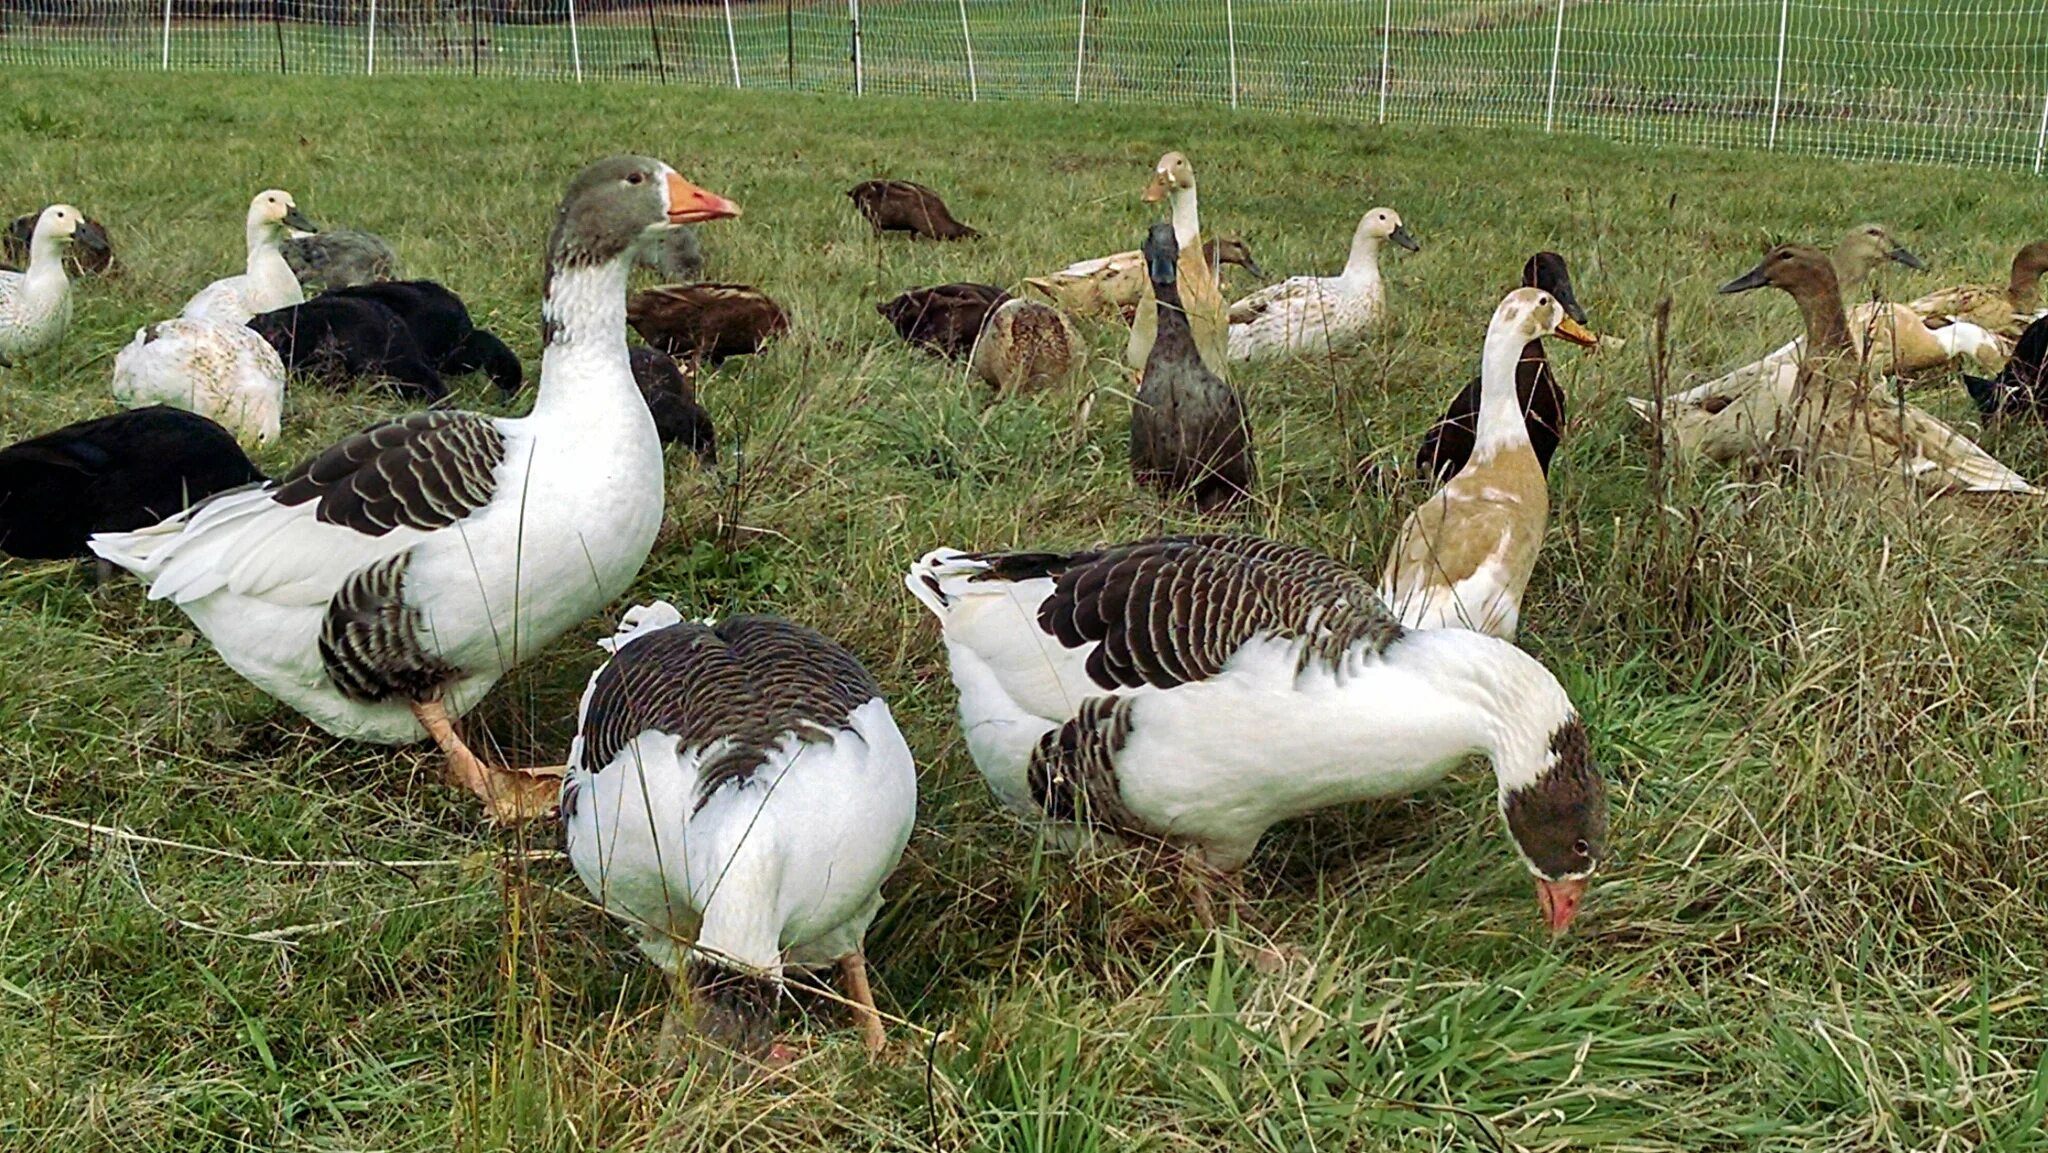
top-left (1178, 854), bottom-right (1290, 974)
top-left (409, 699), bottom-right (563, 823)
top-left (838, 952), bottom-right (887, 1056)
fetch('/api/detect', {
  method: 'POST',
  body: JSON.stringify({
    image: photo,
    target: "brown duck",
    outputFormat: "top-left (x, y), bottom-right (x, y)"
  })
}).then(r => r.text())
top-left (1130, 222), bottom-right (1253, 512)
top-left (628, 283), bottom-right (788, 366)
top-left (1909, 240), bottom-right (2048, 341)
top-left (877, 282), bottom-right (1010, 359)
top-left (847, 179), bottom-right (980, 240)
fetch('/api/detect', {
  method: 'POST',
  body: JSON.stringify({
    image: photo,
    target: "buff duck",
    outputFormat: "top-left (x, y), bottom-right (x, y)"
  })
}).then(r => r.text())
top-left (1025, 236), bottom-right (1263, 323)
top-left (1225, 207), bottom-right (1418, 364)
top-left (1909, 240), bottom-right (2048, 342)
top-left (182, 190), bottom-right (318, 324)
top-left (1126, 152), bottom-right (1230, 375)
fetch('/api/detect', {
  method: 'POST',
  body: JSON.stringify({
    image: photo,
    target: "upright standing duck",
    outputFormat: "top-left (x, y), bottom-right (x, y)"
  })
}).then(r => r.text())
top-left (1130, 223), bottom-right (1255, 513)
top-left (1126, 152), bottom-right (1230, 376)
top-left (182, 190), bottom-right (318, 324)
top-left (91, 157), bottom-right (741, 820)
top-left (0, 204), bottom-right (81, 364)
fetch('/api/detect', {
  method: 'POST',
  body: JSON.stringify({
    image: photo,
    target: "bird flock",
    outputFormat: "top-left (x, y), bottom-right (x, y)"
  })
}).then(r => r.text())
top-left (3, 147), bottom-right (2046, 1068)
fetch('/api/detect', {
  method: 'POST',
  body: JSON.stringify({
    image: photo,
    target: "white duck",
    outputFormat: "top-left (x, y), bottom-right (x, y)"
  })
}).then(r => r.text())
top-left (181, 190), bottom-right (319, 324)
top-left (91, 156), bottom-right (741, 822)
top-left (906, 534), bottom-right (1609, 935)
top-left (563, 602), bottom-right (916, 1061)
top-left (0, 204), bottom-right (82, 364)
top-left (111, 318), bottom-right (287, 445)
top-left (1226, 207), bottom-right (1418, 363)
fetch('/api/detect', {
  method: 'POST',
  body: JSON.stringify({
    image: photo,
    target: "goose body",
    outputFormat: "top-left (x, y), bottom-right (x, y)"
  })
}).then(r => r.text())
top-left (846, 179), bottom-right (979, 240)
top-left (1126, 153), bottom-right (1230, 375)
top-left (112, 318), bottom-right (287, 445)
top-left (282, 228), bottom-right (401, 291)
top-left (182, 190), bottom-right (318, 325)
top-left (971, 299), bottom-right (1084, 395)
top-left (563, 602), bottom-right (915, 1056)
top-left (905, 534), bottom-right (1608, 932)
top-left (1129, 223), bottom-right (1254, 513)
top-left (91, 157), bottom-right (742, 820)
top-left (0, 205), bottom-right (81, 364)
top-left (1227, 208), bottom-right (1418, 364)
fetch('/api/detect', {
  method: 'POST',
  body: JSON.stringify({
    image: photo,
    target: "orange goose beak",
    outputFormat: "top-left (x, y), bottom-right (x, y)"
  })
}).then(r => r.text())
top-left (1536, 876), bottom-right (1590, 934)
top-left (666, 171), bottom-right (741, 225)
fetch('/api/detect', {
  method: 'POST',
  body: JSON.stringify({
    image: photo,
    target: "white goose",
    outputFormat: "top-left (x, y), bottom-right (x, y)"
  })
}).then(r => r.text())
top-left (1226, 207), bottom-right (1418, 363)
top-left (906, 534), bottom-right (1609, 934)
top-left (111, 318), bottom-right (287, 445)
top-left (181, 190), bottom-right (318, 324)
top-left (0, 204), bottom-right (81, 364)
top-left (91, 156), bottom-right (741, 822)
top-left (563, 602), bottom-right (916, 1061)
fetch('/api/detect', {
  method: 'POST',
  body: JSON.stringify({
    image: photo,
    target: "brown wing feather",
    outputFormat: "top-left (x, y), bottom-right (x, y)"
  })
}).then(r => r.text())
top-left (271, 410), bottom-right (503, 536)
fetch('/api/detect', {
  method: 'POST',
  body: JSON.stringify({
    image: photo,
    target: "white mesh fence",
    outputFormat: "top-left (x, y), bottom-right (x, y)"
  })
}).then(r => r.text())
top-left (3, 0), bottom-right (2044, 172)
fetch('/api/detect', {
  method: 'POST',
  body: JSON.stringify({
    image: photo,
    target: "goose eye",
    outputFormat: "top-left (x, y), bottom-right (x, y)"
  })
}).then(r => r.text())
top-left (1572, 839), bottom-right (1590, 856)
top-left (626, 172), bottom-right (646, 186)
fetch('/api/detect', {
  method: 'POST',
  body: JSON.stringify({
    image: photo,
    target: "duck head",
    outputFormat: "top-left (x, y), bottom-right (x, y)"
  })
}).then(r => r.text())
top-left (1494, 285), bottom-right (1597, 348)
top-left (1720, 243), bottom-right (1840, 300)
top-left (1502, 715), bottom-right (1609, 934)
top-left (1141, 221), bottom-right (1179, 289)
top-left (1522, 251), bottom-right (1587, 325)
top-left (2009, 240), bottom-right (2048, 301)
top-left (1206, 235), bottom-right (1265, 279)
top-left (250, 190), bottom-right (317, 237)
top-left (1355, 207), bottom-right (1420, 254)
top-left (1141, 152), bottom-right (1196, 203)
top-left (31, 204), bottom-right (82, 248)
top-left (1831, 223), bottom-right (1923, 290)
top-left (547, 155), bottom-right (739, 273)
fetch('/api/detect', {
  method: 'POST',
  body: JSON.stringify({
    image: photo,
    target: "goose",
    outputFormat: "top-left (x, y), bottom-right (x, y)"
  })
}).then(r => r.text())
top-left (905, 534), bottom-right (1609, 935)
top-left (111, 318), bottom-right (288, 445)
top-left (1962, 314), bottom-right (2047, 423)
top-left (1025, 236), bottom-right (1264, 323)
top-left (629, 345), bottom-right (717, 466)
top-left (628, 283), bottom-right (787, 367)
top-left (877, 282), bottom-right (1011, 360)
top-left (1381, 288), bottom-right (1596, 640)
top-left (0, 204), bottom-right (81, 364)
top-left (5, 209), bottom-right (112, 277)
top-left (1634, 245), bottom-right (2039, 495)
top-left (328, 280), bottom-right (524, 396)
top-left (182, 190), bottom-right (318, 324)
top-left (1908, 240), bottom-right (2048, 341)
top-left (281, 227), bottom-right (402, 291)
top-left (1225, 207), bottom-right (1418, 364)
top-left (562, 602), bottom-right (915, 1061)
top-left (1126, 152), bottom-right (1230, 375)
top-left (0, 406), bottom-right (264, 566)
top-left (971, 299), bottom-right (1084, 395)
top-left (846, 179), bottom-right (980, 240)
top-left (1130, 222), bottom-right (1254, 513)
top-left (89, 156), bottom-right (742, 822)
top-left (247, 295), bottom-right (446, 400)
top-left (1417, 252), bottom-right (1590, 482)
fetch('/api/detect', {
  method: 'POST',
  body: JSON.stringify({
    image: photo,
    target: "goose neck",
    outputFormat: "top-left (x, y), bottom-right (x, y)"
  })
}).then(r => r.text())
top-left (535, 258), bottom-right (636, 417)
top-left (1392, 628), bottom-right (1574, 798)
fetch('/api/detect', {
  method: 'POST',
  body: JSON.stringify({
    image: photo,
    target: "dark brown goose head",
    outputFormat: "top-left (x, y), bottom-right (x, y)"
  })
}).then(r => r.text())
top-left (1522, 251), bottom-right (1588, 325)
top-left (1503, 715), bottom-right (1609, 934)
top-left (1721, 243), bottom-right (1852, 355)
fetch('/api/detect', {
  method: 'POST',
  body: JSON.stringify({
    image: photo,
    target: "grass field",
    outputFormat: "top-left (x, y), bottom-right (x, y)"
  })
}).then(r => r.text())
top-left (4, 64), bottom-right (2048, 1152)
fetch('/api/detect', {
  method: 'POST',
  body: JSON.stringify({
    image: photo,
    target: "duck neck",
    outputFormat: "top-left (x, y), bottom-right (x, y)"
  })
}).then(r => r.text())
top-left (1169, 186), bottom-right (1201, 252)
top-left (1795, 288), bottom-right (1853, 358)
top-left (535, 258), bottom-right (636, 418)
top-left (25, 232), bottom-right (69, 285)
top-left (1391, 628), bottom-right (1574, 801)
top-left (244, 218), bottom-right (293, 292)
top-left (1341, 233), bottom-right (1383, 282)
top-left (1470, 323), bottom-right (1532, 461)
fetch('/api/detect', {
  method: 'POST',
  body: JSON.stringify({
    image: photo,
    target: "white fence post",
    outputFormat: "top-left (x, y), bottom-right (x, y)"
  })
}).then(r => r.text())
top-left (1768, 0), bottom-right (1789, 148)
top-left (1225, 0), bottom-right (1238, 109)
top-left (568, 0), bottom-right (583, 82)
top-left (366, 0), bottom-right (377, 75)
top-left (2034, 91), bottom-right (2048, 174)
top-left (1073, 0), bottom-right (1087, 103)
top-left (849, 0), bottom-right (862, 95)
top-left (159, 0), bottom-right (172, 68)
top-left (724, 0), bottom-right (742, 88)
top-left (957, 0), bottom-right (977, 101)
top-left (1376, 0), bottom-right (1391, 123)
top-left (1543, 0), bottom-right (1564, 132)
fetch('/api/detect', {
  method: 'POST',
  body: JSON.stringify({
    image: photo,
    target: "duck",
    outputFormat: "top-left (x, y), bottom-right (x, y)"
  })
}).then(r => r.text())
top-left (1025, 235), bottom-right (1264, 323)
top-left (181, 190), bottom-right (319, 324)
top-left (1225, 207), bottom-right (1419, 364)
top-left (1381, 288), bottom-right (1596, 641)
top-left (0, 406), bottom-right (265, 567)
top-left (1417, 252), bottom-right (1590, 482)
top-left (904, 533), bottom-right (1609, 935)
top-left (629, 345), bottom-right (717, 466)
top-left (1962, 314), bottom-right (2047, 423)
top-left (89, 156), bottom-right (743, 822)
top-left (877, 282), bottom-right (1011, 359)
top-left (111, 318), bottom-right (288, 445)
top-left (1908, 240), bottom-right (2048, 341)
top-left (846, 179), bottom-right (980, 240)
top-left (328, 280), bottom-right (524, 396)
top-left (972, 299), bottom-right (1085, 395)
top-left (635, 225), bottom-right (703, 282)
top-left (1130, 222), bottom-right (1254, 513)
top-left (281, 227), bottom-right (402, 291)
top-left (1830, 223), bottom-right (1924, 297)
top-left (247, 295), bottom-right (446, 400)
top-left (1126, 153), bottom-right (1230, 375)
top-left (562, 602), bottom-right (916, 1061)
top-left (5, 209), bottom-right (112, 277)
top-left (0, 204), bottom-right (81, 364)
top-left (628, 283), bottom-right (788, 366)
top-left (1633, 245), bottom-right (2039, 495)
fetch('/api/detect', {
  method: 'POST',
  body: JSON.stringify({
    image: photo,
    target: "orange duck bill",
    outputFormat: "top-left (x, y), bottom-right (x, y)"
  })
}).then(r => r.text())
top-left (666, 172), bottom-right (741, 224)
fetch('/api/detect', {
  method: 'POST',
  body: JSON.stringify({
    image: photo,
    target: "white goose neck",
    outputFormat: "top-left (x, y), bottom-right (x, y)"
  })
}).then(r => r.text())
top-left (1393, 628), bottom-right (1573, 797)
top-left (1470, 323), bottom-right (1535, 461)
top-left (1170, 185), bottom-right (1201, 251)
top-left (535, 259), bottom-right (635, 418)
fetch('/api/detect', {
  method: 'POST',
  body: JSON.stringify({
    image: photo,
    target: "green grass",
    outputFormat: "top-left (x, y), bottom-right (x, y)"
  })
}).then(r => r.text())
top-left (4, 65), bottom-right (2048, 1151)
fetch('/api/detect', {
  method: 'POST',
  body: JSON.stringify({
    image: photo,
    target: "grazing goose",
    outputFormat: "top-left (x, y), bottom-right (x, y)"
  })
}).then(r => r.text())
top-left (905, 534), bottom-right (1609, 934)
top-left (1130, 223), bottom-right (1254, 513)
top-left (628, 283), bottom-right (788, 366)
top-left (1381, 288), bottom-right (1596, 640)
top-left (1963, 314), bottom-right (2047, 423)
top-left (1226, 207), bottom-right (1419, 364)
top-left (629, 345), bottom-right (717, 466)
top-left (329, 280), bottom-right (524, 396)
top-left (0, 204), bottom-right (81, 364)
top-left (182, 190), bottom-right (318, 324)
top-left (971, 299), bottom-right (1085, 395)
top-left (5, 210), bottom-right (112, 277)
top-left (563, 602), bottom-right (916, 1060)
top-left (0, 407), bottom-right (264, 564)
top-left (90, 156), bottom-right (742, 821)
top-left (1126, 152), bottom-right (1230, 375)
top-left (112, 318), bottom-right (288, 445)
top-left (1025, 236), bottom-right (1264, 323)
top-left (1909, 240), bottom-right (2048, 341)
top-left (247, 295), bottom-right (446, 400)
top-left (877, 282), bottom-right (1011, 360)
top-left (846, 179), bottom-right (980, 240)
top-left (1417, 252), bottom-right (1590, 482)
top-left (282, 227), bottom-right (402, 291)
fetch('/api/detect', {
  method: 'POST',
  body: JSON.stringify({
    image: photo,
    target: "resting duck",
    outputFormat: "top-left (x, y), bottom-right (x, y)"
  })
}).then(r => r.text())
top-left (91, 156), bottom-right (742, 822)
top-left (282, 228), bottom-right (402, 291)
top-left (905, 534), bottom-right (1609, 934)
top-left (1226, 207), bottom-right (1418, 364)
top-left (971, 299), bottom-right (1084, 395)
top-left (1126, 152), bottom-right (1230, 375)
top-left (1417, 252), bottom-right (1589, 482)
top-left (877, 282), bottom-right (1011, 359)
top-left (182, 190), bottom-right (318, 324)
top-left (562, 602), bottom-right (916, 1061)
top-left (1909, 240), bottom-right (2048, 341)
top-left (0, 204), bottom-right (81, 364)
top-left (846, 179), bottom-right (980, 240)
top-left (4, 209), bottom-right (112, 277)
top-left (1025, 236), bottom-right (1263, 323)
top-left (1830, 223), bottom-right (1924, 297)
top-left (329, 280), bottom-right (524, 396)
top-left (629, 345), bottom-right (717, 466)
top-left (1130, 223), bottom-right (1254, 513)
top-left (247, 295), bottom-right (446, 400)
top-left (112, 318), bottom-right (288, 445)
top-left (1963, 314), bottom-right (2047, 423)
top-left (635, 225), bottom-right (703, 282)
top-left (1381, 288), bottom-right (1596, 640)
top-left (628, 283), bottom-right (788, 366)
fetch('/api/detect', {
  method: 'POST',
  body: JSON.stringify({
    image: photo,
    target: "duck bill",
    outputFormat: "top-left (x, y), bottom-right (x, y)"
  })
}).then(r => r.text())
top-left (1239, 255), bottom-right (1268, 279)
top-left (1536, 876), bottom-right (1589, 934)
top-left (667, 172), bottom-right (741, 224)
top-left (1718, 261), bottom-right (1771, 294)
top-left (1390, 224), bottom-right (1421, 253)
top-left (281, 207), bottom-right (318, 234)
top-left (1552, 315), bottom-right (1599, 348)
top-left (1551, 277), bottom-right (1589, 325)
top-left (1888, 245), bottom-right (1926, 271)
top-left (1141, 170), bottom-right (1171, 204)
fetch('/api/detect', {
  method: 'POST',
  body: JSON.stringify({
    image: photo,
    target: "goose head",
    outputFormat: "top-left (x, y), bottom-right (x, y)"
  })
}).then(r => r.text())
top-left (1140, 152), bottom-right (1196, 203)
top-left (249, 190), bottom-right (317, 238)
top-left (1501, 714), bottom-right (1609, 934)
top-left (1492, 285), bottom-right (1597, 348)
top-left (1141, 221), bottom-right (1180, 290)
top-left (547, 155), bottom-right (739, 275)
top-left (1830, 223), bottom-right (1922, 291)
top-left (1521, 251), bottom-right (1587, 325)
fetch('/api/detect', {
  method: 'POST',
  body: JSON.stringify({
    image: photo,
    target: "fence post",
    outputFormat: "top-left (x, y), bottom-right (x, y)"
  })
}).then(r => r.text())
top-left (785, 0), bottom-right (794, 88)
top-left (1768, 0), bottom-right (1789, 148)
top-left (159, 0), bottom-right (171, 68)
top-left (2035, 90), bottom-right (2048, 174)
top-left (366, 0), bottom-right (376, 75)
top-left (1543, 0), bottom-right (1564, 131)
top-left (849, 0), bottom-right (862, 95)
top-left (568, 0), bottom-right (583, 82)
top-left (470, 0), bottom-right (480, 76)
top-left (1073, 0), bottom-right (1087, 103)
top-left (1376, 0), bottom-right (1390, 123)
top-left (958, 0), bottom-right (976, 101)
top-left (1225, 0), bottom-right (1238, 109)
top-left (644, 0), bottom-right (666, 83)
top-left (724, 0), bottom-right (741, 88)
